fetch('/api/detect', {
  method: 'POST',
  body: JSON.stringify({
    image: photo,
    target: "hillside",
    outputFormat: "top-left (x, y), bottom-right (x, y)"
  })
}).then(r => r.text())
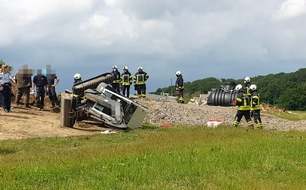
top-left (155, 68), bottom-right (306, 111)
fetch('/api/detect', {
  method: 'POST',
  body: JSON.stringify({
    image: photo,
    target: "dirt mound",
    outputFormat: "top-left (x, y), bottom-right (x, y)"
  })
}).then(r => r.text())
top-left (135, 98), bottom-right (306, 131)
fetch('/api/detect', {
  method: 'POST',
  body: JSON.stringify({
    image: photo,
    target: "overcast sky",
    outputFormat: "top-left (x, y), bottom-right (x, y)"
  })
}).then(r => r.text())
top-left (1, 0), bottom-right (306, 93)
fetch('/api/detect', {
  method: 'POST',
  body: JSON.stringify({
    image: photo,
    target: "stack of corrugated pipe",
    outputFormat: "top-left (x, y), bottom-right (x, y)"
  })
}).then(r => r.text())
top-left (207, 82), bottom-right (237, 106)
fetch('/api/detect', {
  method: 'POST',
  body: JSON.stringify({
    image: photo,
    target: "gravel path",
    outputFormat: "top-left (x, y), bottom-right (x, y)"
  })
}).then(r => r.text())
top-left (135, 99), bottom-right (306, 131)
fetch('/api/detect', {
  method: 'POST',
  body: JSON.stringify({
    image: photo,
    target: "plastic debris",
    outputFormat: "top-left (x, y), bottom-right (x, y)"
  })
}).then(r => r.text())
top-left (101, 130), bottom-right (117, 134)
top-left (207, 119), bottom-right (222, 128)
top-left (160, 123), bottom-right (172, 127)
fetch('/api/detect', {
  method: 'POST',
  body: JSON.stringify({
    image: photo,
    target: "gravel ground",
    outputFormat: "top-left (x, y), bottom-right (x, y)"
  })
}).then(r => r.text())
top-left (135, 99), bottom-right (306, 131)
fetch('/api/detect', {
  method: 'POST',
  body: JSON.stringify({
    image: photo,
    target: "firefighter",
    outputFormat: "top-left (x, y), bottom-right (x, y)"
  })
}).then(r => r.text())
top-left (175, 71), bottom-right (184, 103)
top-left (232, 84), bottom-right (254, 128)
top-left (73, 73), bottom-right (82, 84)
top-left (111, 65), bottom-right (121, 93)
top-left (250, 84), bottom-right (263, 129)
top-left (121, 66), bottom-right (132, 98)
top-left (72, 73), bottom-right (83, 108)
top-left (243, 76), bottom-right (251, 94)
top-left (134, 66), bottom-right (149, 97)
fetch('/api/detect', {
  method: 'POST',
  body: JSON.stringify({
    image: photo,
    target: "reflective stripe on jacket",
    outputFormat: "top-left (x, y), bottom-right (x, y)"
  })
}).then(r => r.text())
top-left (251, 95), bottom-right (261, 111)
top-left (121, 73), bottom-right (132, 86)
top-left (134, 72), bottom-right (149, 85)
top-left (236, 94), bottom-right (251, 111)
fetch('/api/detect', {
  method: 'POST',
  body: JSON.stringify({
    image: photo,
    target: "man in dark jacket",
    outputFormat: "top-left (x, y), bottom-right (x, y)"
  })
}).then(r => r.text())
top-left (46, 73), bottom-right (60, 108)
top-left (33, 69), bottom-right (48, 111)
top-left (15, 66), bottom-right (34, 108)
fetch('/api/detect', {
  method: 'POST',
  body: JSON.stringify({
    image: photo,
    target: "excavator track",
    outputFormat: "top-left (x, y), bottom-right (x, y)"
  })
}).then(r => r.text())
top-left (72, 73), bottom-right (114, 95)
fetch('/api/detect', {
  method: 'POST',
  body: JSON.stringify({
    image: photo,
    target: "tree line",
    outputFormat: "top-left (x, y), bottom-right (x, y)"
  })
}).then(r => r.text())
top-left (154, 68), bottom-right (306, 111)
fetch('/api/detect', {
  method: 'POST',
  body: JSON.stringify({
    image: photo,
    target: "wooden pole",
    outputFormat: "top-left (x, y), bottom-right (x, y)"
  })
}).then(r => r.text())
top-left (60, 93), bottom-right (75, 127)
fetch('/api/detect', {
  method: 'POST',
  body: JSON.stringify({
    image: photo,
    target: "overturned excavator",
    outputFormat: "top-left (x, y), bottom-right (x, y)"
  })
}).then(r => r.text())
top-left (60, 73), bottom-right (148, 129)
top-left (207, 81), bottom-right (238, 106)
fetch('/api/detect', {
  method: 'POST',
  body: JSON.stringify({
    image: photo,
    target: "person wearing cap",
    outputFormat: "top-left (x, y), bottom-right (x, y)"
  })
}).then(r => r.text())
top-left (134, 66), bottom-right (149, 97)
top-left (121, 66), bottom-right (132, 97)
top-left (111, 65), bottom-right (121, 93)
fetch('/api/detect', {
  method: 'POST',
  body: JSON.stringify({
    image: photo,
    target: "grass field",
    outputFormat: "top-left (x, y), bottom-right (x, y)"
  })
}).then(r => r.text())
top-left (269, 110), bottom-right (306, 121)
top-left (1, 123), bottom-right (306, 189)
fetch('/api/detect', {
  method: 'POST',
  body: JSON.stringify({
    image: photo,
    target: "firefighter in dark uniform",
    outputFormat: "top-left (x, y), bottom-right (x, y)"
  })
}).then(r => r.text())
top-left (250, 84), bottom-right (263, 129)
top-left (232, 84), bottom-right (254, 128)
top-left (134, 66), bottom-right (149, 97)
top-left (72, 73), bottom-right (83, 108)
top-left (111, 65), bottom-right (121, 93)
top-left (175, 71), bottom-right (184, 103)
top-left (33, 69), bottom-right (48, 111)
top-left (121, 66), bottom-right (132, 98)
top-left (243, 76), bottom-right (251, 94)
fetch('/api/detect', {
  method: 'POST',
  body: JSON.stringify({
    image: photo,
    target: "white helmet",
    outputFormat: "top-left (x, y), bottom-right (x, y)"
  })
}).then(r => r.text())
top-left (138, 66), bottom-right (143, 70)
top-left (250, 84), bottom-right (257, 91)
top-left (244, 76), bottom-right (251, 83)
top-left (74, 73), bottom-right (81, 80)
top-left (235, 84), bottom-right (243, 91)
top-left (112, 65), bottom-right (118, 69)
top-left (176, 71), bottom-right (182, 76)
top-left (123, 66), bottom-right (128, 70)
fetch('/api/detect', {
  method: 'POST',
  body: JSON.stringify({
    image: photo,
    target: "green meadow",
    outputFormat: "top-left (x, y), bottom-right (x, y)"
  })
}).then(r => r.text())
top-left (1, 123), bottom-right (306, 190)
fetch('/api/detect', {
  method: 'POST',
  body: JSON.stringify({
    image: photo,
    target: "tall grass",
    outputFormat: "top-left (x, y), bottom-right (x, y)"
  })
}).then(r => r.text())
top-left (1, 124), bottom-right (306, 189)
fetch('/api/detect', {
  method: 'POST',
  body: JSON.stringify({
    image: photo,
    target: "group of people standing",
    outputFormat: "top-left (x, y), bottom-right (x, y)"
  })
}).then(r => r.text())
top-left (0, 64), bottom-right (60, 112)
top-left (31, 69), bottom-right (60, 111)
top-left (111, 65), bottom-right (149, 98)
top-left (232, 77), bottom-right (263, 129)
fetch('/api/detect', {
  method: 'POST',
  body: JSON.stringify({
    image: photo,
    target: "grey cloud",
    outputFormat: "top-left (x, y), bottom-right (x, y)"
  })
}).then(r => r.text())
top-left (1, 0), bottom-right (306, 93)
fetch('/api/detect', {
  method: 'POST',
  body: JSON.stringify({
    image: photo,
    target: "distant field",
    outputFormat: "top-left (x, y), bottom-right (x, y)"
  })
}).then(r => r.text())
top-left (1, 124), bottom-right (306, 189)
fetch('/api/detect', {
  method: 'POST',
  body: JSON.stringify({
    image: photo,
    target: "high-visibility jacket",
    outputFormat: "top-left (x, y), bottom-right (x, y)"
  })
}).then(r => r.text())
top-left (112, 69), bottom-right (121, 83)
top-left (134, 71), bottom-right (149, 85)
top-left (121, 71), bottom-right (132, 86)
top-left (235, 91), bottom-right (251, 111)
top-left (176, 75), bottom-right (184, 90)
top-left (251, 91), bottom-right (261, 111)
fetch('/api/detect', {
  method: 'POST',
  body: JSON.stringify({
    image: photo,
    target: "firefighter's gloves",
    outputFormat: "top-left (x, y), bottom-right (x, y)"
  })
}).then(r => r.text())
top-left (176, 86), bottom-right (183, 91)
